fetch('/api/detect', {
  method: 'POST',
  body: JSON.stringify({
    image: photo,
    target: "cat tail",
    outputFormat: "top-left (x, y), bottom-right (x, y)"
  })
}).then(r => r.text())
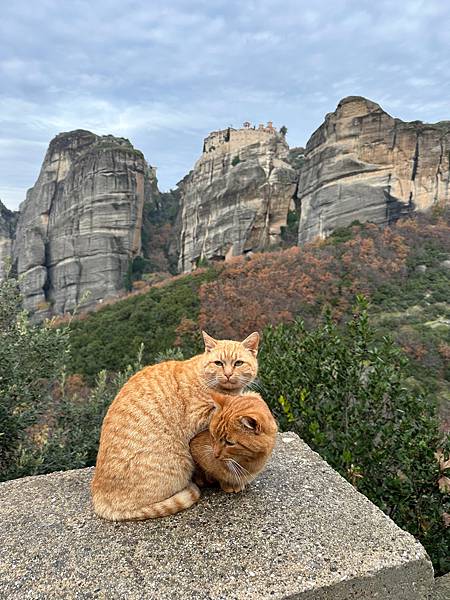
top-left (135, 482), bottom-right (201, 519)
top-left (94, 482), bottom-right (201, 521)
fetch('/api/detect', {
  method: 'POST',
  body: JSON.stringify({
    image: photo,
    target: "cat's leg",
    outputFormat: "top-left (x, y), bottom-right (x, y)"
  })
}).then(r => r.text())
top-left (92, 441), bottom-right (199, 521)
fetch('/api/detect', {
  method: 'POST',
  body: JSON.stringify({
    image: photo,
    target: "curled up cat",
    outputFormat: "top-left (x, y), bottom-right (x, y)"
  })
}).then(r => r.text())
top-left (190, 391), bottom-right (277, 493)
top-left (91, 331), bottom-right (259, 521)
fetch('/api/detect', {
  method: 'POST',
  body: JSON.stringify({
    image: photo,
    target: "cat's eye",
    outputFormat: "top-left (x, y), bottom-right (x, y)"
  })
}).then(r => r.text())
top-left (234, 360), bottom-right (244, 366)
top-left (225, 439), bottom-right (235, 446)
top-left (214, 360), bottom-right (223, 366)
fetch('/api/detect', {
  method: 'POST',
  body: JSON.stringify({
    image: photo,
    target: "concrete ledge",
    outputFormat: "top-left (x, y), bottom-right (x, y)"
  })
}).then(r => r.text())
top-left (433, 574), bottom-right (450, 600)
top-left (0, 433), bottom-right (433, 599)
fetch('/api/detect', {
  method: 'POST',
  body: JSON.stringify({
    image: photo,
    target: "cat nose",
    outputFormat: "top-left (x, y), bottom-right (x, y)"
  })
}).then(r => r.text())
top-left (213, 445), bottom-right (221, 458)
top-left (224, 368), bottom-right (233, 379)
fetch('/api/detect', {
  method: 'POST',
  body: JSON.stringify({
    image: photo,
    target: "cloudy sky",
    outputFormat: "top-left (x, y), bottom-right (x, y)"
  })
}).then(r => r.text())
top-left (1, 0), bottom-right (449, 209)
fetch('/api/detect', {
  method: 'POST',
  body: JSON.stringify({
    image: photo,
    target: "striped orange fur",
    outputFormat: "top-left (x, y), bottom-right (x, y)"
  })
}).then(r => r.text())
top-left (91, 331), bottom-right (259, 521)
top-left (190, 391), bottom-right (277, 493)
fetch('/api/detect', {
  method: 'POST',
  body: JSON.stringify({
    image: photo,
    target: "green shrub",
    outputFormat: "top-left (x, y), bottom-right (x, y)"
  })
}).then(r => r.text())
top-left (0, 274), bottom-right (69, 480)
top-left (30, 351), bottom-right (144, 475)
top-left (154, 347), bottom-right (185, 363)
top-left (68, 269), bottom-right (216, 379)
top-left (258, 296), bottom-right (450, 575)
top-left (231, 155), bottom-right (241, 166)
top-left (280, 209), bottom-right (300, 247)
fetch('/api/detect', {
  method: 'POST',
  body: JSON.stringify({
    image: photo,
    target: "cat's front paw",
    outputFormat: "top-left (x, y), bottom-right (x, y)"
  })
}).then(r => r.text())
top-left (220, 482), bottom-right (246, 493)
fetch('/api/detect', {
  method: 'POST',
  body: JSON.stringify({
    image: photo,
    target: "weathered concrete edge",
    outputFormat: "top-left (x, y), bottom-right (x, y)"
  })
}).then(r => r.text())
top-left (288, 557), bottom-right (433, 599)
top-left (0, 432), bottom-right (436, 600)
top-left (433, 573), bottom-right (450, 600)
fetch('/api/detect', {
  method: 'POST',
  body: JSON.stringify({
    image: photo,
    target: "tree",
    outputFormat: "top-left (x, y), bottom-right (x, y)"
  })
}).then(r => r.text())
top-left (258, 296), bottom-right (450, 575)
top-left (0, 273), bottom-right (69, 480)
top-left (279, 125), bottom-right (288, 137)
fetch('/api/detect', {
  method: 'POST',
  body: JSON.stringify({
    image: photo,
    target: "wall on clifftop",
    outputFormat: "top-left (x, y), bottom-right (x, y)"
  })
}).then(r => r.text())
top-left (177, 126), bottom-right (298, 273)
top-left (297, 96), bottom-right (450, 244)
top-left (13, 130), bottom-right (155, 317)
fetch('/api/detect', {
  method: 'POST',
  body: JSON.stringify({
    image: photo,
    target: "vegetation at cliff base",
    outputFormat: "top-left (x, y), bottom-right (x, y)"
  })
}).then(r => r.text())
top-left (1, 211), bottom-right (449, 574)
top-left (66, 210), bottom-right (450, 420)
top-left (1, 273), bottom-right (449, 575)
top-left (258, 297), bottom-right (450, 575)
top-left (68, 268), bottom-right (216, 379)
top-left (0, 275), bottom-right (69, 479)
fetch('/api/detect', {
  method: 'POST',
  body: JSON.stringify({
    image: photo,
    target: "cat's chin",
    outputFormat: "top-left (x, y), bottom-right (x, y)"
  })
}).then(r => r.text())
top-left (217, 381), bottom-right (242, 393)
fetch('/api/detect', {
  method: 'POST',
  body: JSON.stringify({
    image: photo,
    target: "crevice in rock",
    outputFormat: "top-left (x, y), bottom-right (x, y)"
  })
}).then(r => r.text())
top-left (391, 123), bottom-right (397, 150)
top-left (411, 134), bottom-right (420, 182)
top-left (435, 137), bottom-right (444, 202)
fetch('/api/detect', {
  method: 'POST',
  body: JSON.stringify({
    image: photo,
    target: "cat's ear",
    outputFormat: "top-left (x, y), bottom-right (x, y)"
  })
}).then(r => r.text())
top-left (241, 332), bottom-right (259, 356)
top-left (240, 416), bottom-right (261, 434)
top-left (202, 331), bottom-right (218, 353)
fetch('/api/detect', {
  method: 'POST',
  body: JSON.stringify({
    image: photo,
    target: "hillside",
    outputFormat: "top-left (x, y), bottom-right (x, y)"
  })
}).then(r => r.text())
top-left (68, 209), bottom-right (450, 422)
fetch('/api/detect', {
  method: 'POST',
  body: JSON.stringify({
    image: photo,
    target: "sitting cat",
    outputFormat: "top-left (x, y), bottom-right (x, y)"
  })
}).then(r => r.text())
top-left (91, 331), bottom-right (259, 521)
top-left (190, 391), bottom-right (277, 493)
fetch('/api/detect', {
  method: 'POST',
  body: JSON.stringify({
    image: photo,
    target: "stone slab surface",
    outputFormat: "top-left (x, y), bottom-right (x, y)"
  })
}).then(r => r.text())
top-left (433, 573), bottom-right (450, 600)
top-left (0, 433), bottom-right (433, 599)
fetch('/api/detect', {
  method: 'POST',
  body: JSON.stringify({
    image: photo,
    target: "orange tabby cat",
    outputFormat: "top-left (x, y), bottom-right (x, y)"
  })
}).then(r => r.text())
top-left (190, 392), bottom-right (277, 493)
top-left (91, 331), bottom-right (259, 521)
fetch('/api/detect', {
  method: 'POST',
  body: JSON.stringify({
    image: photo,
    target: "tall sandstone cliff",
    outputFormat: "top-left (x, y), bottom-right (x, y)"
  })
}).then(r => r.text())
top-left (297, 96), bottom-right (450, 243)
top-left (4, 96), bottom-right (449, 317)
top-left (13, 130), bottom-right (154, 316)
top-left (0, 200), bottom-right (18, 281)
top-left (177, 125), bottom-right (298, 272)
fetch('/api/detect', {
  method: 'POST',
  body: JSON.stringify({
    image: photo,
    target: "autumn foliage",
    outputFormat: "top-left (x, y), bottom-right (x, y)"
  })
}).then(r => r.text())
top-left (199, 215), bottom-right (450, 339)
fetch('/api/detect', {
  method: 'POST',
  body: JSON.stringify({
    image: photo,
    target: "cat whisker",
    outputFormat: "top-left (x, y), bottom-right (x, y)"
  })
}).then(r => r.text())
top-left (225, 460), bottom-right (244, 486)
top-left (246, 379), bottom-right (266, 394)
top-left (201, 376), bottom-right (219, 391)
top-left (225, 458), bottom-right (250, 480)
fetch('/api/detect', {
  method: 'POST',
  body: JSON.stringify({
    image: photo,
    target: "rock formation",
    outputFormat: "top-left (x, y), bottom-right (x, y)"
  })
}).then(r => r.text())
top-left (297, 96), bottom-right (450, 243)
top-left (13, 130), bottom-right (154, 316)
top-left (0, 200), bottom-right (17, 281)
top-left (4, 97), bottom-right (450, 316)
top-left (177, 124), bottom-right (298, 273)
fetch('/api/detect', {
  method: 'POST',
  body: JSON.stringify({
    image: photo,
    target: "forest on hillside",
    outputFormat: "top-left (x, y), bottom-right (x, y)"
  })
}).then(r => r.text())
top-left (68, 209), bottom-right (450, 425)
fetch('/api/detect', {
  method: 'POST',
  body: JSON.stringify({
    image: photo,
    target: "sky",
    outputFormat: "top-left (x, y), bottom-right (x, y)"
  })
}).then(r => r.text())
top-left (1, 0), bottom-right (449, 210)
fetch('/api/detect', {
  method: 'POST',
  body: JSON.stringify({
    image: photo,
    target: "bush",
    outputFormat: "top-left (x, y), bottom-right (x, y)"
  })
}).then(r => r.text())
top-left (68, 269), bottom-right (216, 379)
top-left (30, 351), bottom-right (144, 475)
top-left (0, 274), bottom-right (69, 480)
top-left (231, 155), bottom-right (241, 166)
top-left (258, 296), bottom-right (450, 575)
top-left (0, 272), bottom-right (146, 479)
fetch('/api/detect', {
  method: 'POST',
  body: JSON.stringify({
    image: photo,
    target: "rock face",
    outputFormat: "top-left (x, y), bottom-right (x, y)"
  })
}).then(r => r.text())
top-left (0, 200), bottom-right (17, 280)
top-left (177, 124), bottom-right (298, 273)
top-left (297, 96), bottom-right (450, 244)
top-left (13, 131), bottom-right (154, 316)
top-left (6, 98), bottom-right (450, 315)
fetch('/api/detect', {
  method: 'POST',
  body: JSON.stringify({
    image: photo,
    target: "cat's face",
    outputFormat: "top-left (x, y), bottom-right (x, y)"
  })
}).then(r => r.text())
top-left (209, 393), bottom-right (277, 461)
top-left (201, 331), bottom-right (259, 393)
